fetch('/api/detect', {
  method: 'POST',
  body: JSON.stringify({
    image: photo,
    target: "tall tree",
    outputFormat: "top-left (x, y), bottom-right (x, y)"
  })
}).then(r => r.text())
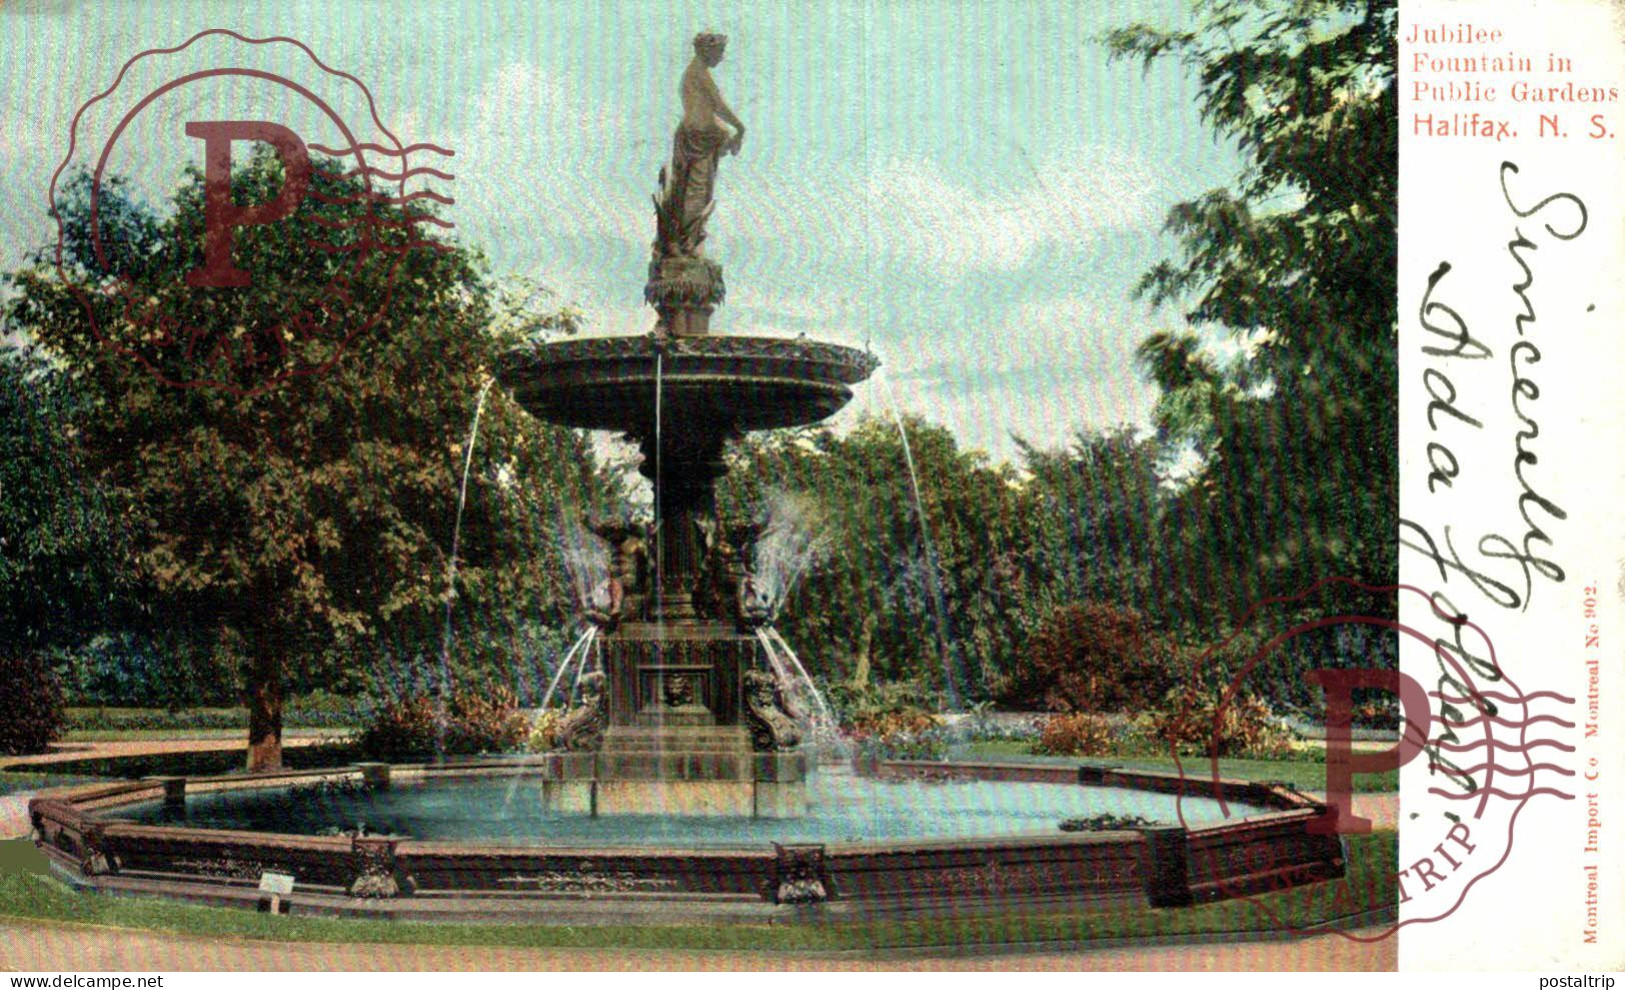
top-left (718, 415), bottom-right (1029, 702)
top-left (8, 152), bottom-right (606, 769)
top-left (0, 345), bottom-right (128, 651)
top-left (1016, 427), bottom-right (1170, 626)
top-left (1107, 0), bottom-right (1398, 622)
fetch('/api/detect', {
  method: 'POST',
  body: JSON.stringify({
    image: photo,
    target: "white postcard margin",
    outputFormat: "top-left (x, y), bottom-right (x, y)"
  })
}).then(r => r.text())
top-left (1399, 0), bottom-right (1625, 970)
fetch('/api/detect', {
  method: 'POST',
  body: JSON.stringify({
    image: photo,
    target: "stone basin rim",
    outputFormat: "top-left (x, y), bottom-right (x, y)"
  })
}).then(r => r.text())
top-left (29, 760), bottom-right (1347, 921)
top-left (498, 334), bottom-right (882, 383)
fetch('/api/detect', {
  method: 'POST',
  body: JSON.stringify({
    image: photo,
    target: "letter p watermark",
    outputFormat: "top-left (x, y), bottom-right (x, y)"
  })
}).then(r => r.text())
top-left (53, 29), bottom-right (456, 393)
top-left (1306, 667), bottom-right (1430, 834)
top-left (185, 119), bottom-right (311, 287)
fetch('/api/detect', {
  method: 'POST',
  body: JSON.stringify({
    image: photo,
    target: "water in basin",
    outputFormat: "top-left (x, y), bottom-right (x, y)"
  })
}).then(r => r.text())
top-left (112, 769), bottom-right (1265, 846)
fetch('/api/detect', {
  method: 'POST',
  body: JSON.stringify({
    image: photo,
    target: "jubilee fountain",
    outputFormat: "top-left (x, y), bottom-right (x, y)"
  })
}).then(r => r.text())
top-left (28, 35), bottom-right (1348, 920)
top-left (498, 30), bottom-right (877, 817)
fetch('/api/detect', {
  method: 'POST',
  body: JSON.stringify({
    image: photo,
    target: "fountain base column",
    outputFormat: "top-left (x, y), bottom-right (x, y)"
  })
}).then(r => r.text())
top-left (538, 621), bottom-right (808, 818)
top-left (597, 780), bottom-right (754, 817)
top-left (539, 779), bottom-right (805, 819)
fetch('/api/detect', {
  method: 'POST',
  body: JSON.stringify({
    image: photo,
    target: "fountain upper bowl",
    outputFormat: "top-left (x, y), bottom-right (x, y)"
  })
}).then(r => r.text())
top-left (498, 334), bottom-right (880, 434)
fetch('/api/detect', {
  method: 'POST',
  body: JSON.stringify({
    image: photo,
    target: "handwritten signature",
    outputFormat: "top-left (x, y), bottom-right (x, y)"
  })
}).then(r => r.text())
top-left (1401, 160), bottom-right (1586, 615)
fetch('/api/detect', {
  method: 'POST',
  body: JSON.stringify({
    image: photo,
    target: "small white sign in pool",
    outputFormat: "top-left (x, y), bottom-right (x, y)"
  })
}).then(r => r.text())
top-left (258, 871), bottom-right (295, 895)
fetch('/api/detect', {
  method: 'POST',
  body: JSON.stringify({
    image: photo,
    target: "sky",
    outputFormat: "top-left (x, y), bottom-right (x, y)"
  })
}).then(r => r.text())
top-left (0, 0), bottom-right (1240, 462)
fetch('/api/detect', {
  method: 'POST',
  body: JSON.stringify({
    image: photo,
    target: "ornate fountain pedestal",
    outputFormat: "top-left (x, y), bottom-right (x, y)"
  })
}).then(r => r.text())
top-left (498, 38), bottom-right (877, 819)
top-left (502, 336), bottom-right (875, 818)
top-left (503, 338), bottom-right (877, 819)
top-left (536, 621), bottom-right (808, 818)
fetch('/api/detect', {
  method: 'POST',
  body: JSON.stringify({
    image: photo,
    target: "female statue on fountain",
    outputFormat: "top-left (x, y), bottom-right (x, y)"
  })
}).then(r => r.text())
top-left (671, 32), bottom-right (746, 235)
top-left (647, 32), bottom-right (747, 335)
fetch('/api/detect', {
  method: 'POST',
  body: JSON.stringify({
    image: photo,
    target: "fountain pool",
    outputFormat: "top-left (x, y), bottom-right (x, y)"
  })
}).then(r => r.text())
top-left (32, 760), bottom-right (1347, 922)
top-left (105, 769), bottom-right (1257, 846)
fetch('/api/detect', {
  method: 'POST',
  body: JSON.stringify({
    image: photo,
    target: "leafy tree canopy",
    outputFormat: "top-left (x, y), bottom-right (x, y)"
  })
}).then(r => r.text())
top-left (1107, 0), bottom-right (1398, 621)
top-left (0, 345), bottom-right (129, 651)
top-left (6, 147), bottom-right (614, 767)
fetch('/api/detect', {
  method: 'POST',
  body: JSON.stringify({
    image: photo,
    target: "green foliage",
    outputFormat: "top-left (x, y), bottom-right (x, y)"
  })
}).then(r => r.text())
top-left (355, 696), bottom-right (444, 760)
top-left (526, 707), bottom-right (565, 752)
top-left (0, 654), bottom-right (66, 754)
top-left (718, 416), bottom-right (1029, 701)
top-left (1174, 610), bottom-right (1400, 717)
top-left (826, 679), bottom-right (941, 731)
top-left (442, 684), bottom-right (531, 755)
top-left (61, 708), bottom-right (237, 733)
top-left (832, 682), bottom-right (949, 761)
top-left (1004, 602), bottom-right (1178, 713)
top-left (1015, 428), bottom-right (1170, 623)
top-left (1058, 813), bottom-right (1159, 832)
top-left (7, 150), bottom-right (615, 764)
top-left (1152, 684), bottom-right (1298, 759)
top-left (1110, 713), bottom-right (1182, 757)
top-left (355, 685), bottom-right (529, 760)
top-left (0, 832), bottom-right (1400, 951)
top-left (848, 718), bottom-right (951, 763)
top-left (1344, 696), bottom-right (1400, 730)
top-left (1031, 712), bottom-right (1115, 757)
top-left (718, 418), bottom-right (1194, 706)
top-left (0, 4), bottom-right (1403, 742)
top-left (13, 744), bottom-right (362, 782)
top-left (1027, 712), bottom-right (1183, 759)
top-left (63, 696), bottom-right (363, 733)
top-left (1107, 0), bottom-right (1398, 621)
top-left (865, 727), bottom-right (951, 762)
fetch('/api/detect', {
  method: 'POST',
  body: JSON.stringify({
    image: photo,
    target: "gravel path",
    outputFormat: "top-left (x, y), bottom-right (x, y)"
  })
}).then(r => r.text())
top-left (0, 735), bottom-right (334, 771)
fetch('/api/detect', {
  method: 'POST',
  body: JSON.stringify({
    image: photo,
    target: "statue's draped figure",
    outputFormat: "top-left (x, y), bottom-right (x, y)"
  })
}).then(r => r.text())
top-left (646, 33), bottom-right (745, 336)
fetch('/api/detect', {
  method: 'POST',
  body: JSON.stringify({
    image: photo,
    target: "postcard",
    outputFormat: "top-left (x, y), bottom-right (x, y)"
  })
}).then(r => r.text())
top-left (0, 0), bottom-right (1618, 976)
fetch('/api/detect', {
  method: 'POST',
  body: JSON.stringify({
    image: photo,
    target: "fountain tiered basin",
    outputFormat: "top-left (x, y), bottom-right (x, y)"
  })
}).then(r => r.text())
top-left (498, 334), bottom-right (880, 433)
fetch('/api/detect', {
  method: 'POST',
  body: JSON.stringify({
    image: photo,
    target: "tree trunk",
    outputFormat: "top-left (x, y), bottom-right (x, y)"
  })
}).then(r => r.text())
top-left (246, 639), bottom-right (284, 773)
top-left (849, 613), bottom-right (876, 690)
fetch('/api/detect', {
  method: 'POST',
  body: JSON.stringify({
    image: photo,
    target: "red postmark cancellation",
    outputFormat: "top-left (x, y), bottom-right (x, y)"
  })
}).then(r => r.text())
top-left (1165, 577), bottom-right (1577, 941)
top-left (50, 29), bottom-right (455, 394)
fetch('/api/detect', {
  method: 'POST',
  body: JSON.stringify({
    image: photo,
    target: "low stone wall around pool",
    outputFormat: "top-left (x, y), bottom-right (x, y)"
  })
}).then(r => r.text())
top-left (28, 759), bottom-right (1348, 923)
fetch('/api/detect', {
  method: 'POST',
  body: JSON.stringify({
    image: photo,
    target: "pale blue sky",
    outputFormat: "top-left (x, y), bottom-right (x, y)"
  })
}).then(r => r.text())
top-left (0, 0), bottom-right (1238, 459)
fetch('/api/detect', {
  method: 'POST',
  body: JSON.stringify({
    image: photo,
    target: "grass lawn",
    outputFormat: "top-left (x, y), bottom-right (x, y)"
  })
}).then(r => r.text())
top-left (0, 772), bottom-right (104, 798)
top-left (61, 729), bottom-right (350, 742)
top-left (63, 708), bottom-right (354, 743)
top-left (0, 831), bottom-right (1396, 952)
top-left (953, 741), bottom-right (1399, 793)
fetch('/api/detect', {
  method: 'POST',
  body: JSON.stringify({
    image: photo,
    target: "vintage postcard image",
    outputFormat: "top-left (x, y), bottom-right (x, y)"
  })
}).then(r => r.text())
top-left (0, 0), bottom-right (1619, 975)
